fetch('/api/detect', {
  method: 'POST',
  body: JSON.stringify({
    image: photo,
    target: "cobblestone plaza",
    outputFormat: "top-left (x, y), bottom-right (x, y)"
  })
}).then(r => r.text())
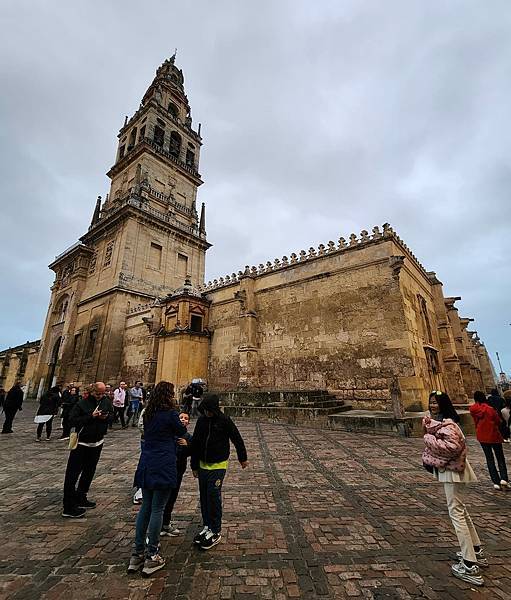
top-left (1, 406), bottom-right (510, 599)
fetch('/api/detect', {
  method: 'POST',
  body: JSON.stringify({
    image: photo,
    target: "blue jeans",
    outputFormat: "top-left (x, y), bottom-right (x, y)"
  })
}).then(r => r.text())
top-left (134, 488), bottom-right (172, 557)
top-left (198, 468), bottom-right (226, 534)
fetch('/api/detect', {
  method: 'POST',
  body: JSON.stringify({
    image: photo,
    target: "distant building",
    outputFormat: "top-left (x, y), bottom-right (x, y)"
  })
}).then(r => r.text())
top-left (1, 57), bottom-right (496, 412)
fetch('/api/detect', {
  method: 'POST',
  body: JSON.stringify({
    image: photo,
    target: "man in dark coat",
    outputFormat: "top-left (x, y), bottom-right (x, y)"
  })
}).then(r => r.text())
top-left (62, 381), bottom-right (112, 518)
top-left (1, 383), bottom-right (24, 434)
top-left (36, 385), bottom-right (61, 441)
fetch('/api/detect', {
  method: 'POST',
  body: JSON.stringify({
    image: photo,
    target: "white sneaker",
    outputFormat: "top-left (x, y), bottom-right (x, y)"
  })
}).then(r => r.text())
top-left (451, 560), bottom-right (484, 586)
top-left (500, 480), bottom-right (509, 488)
top-left (493, 484), bottom-right (502, 490)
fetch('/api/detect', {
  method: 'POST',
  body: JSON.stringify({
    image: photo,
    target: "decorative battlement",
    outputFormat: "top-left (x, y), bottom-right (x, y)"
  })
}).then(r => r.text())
top-left (199, 223), bottom-right (428, 293)
top-left (126, 301), bottom-right (159, 315)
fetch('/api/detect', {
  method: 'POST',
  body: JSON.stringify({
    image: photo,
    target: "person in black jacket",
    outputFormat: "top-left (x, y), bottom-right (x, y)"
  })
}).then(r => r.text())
top-left (59, 385), bottom-right (79, 440)
top-left (62, 381), bottom-right (112, 518)
top-left (35, 385), bottom-right (61, 441)
top-left (190, 394), bottom-right (248, 550)
top-left (1, 383), bottom-right (24, 434)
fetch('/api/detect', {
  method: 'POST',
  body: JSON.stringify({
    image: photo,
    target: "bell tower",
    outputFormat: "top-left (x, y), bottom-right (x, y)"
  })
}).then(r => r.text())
top-left (34, 55), bottom-right (211, 390)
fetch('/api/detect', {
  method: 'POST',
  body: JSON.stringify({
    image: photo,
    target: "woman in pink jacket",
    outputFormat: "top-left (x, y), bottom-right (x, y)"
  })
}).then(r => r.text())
top-left (422, 391), bottom-right (486, 587)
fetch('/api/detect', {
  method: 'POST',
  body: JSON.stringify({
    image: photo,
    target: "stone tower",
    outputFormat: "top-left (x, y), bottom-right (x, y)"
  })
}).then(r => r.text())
top-left (33, 55), bottom-right (210, 393)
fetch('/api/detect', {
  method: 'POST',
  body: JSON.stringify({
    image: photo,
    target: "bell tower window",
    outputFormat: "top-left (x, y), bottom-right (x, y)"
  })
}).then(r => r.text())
top-left (170, 132), bottom-right (182, 158)
top-left (128, 128), bottom-right (137, 151)
top-left (186, 148), bottom-right (195, 168)
top-left (168, 103), bottom-right (178, 118)
top-left (153, 125), bottom-right (165, 147)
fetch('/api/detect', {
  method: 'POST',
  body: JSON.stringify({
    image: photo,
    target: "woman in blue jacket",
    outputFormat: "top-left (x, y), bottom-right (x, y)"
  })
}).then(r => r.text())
top-left (128, 381), bottom-right (185, 577)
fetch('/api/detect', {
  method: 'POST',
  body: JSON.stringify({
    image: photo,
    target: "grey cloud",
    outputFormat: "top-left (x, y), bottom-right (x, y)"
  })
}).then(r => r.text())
top-left (0, 0), bottom-right (509, 371)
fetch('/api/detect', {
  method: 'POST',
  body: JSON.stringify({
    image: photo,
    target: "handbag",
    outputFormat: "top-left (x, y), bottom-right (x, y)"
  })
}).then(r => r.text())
top-left (68, 428), bottom-right (83, 450)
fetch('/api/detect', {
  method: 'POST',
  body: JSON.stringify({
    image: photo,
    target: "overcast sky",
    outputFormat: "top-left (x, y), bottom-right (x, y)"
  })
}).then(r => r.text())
top-left (1, 1), bottom-right (510, 373)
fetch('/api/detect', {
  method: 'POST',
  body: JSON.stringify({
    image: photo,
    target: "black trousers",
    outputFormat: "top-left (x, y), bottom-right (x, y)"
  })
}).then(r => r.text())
top-left (2, 408), bottom-right (17, 433)
top-left (114, 406), bottom-right (126, 427)
top-left (37, 417), bottom-right (54, 439)
top-left (162, 467), bottom-right (185, 526)
top-left (480, 442), bottom-right (509, 485)
top-left (63, 444), bottom-right (103, 510)
top-left (61, 415), bottom-right (72, 438)
top-left (198, 468), bottom-right (226, 534)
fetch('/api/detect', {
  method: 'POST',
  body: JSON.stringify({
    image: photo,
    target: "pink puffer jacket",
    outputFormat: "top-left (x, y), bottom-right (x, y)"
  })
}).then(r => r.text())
top-left (422, 417), bottom-right (466, 473)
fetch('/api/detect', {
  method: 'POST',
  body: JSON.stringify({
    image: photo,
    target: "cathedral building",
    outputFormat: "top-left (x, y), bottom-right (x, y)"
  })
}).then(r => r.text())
top-left (0, 57), bottom-right (496, 423)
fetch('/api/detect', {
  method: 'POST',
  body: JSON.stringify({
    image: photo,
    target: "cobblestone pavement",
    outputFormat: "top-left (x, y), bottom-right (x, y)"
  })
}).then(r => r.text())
top-left (1, 403), bottom-right (510, 599)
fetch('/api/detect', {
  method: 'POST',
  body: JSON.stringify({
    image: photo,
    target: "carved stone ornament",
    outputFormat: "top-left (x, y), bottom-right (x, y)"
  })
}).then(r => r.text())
top-left (388, 255), bottom-right (406, 280)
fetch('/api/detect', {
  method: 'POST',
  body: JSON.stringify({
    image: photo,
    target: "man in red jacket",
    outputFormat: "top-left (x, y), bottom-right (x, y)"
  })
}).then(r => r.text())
top-left (470, 391), bottom-right (509, 490)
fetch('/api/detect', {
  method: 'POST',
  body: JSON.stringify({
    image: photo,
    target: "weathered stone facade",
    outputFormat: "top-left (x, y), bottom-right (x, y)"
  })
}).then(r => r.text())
top-left (1, 57), bottom-right (496, 418)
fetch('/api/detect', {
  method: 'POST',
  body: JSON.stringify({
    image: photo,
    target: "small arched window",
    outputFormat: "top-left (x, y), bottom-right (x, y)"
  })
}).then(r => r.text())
top-left (169, 131), bottom-right (182, 158)
top-left (168, 103), bottom-right (178, 118)
top-left (186, 148), bottom-right (195, 168)
top-left (54, 295), bottom-right (69, 324)
top-left (128, 128), bottom-right (137, 151)
top-left (153, 125), bottom-right (165, 147)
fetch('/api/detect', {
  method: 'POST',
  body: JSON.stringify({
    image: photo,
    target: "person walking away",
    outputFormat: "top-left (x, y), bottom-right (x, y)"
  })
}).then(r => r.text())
top-left (127, 382), bottom-right (144, 427)
top-left (35, 385), bottom-right (61, 441)
top-left (127, 381), bottom-right (185, 577)
top-left (113, 382), bottom-right (128, 428)
top-left (161, 412), bottom-right (192, 536)
top-left (470, 391), bottom-right (509, 490)
top-left (62, 382), bottom-right (112, 518)
top-left (422, 391), bottom-right (486, 586)
top-left (60, 386), bottom-right (79, 440)
top-left (190, 394), bottom-right (248, 550)
top-left (1, 383), bottom-right (24, 434)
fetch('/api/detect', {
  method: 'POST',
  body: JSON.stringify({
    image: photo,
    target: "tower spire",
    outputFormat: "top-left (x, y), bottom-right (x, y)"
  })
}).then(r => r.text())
top-left (199, 202), bottom-right (206, 234)
top-left (90, 196), bottom-right (101, 228)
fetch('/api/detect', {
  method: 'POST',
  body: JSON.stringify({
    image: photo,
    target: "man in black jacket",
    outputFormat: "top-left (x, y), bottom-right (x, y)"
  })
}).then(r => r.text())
top-left (1, 382), bottom-right (24, 434)
top-left (62, 381), bottom-right (112, 518)
top-left (190, 394), bottom-right (248, 549)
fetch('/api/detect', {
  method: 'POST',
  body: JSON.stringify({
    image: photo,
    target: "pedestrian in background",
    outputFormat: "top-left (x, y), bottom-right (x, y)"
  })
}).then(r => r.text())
top-left (1, 382), bottom-right (24, 434)
top-left (35, 385), bottom-right (61, 441)
top-left (60, 386), bottom-right (79, 440)
top-left (470, 391), bottom-right (509, 490)
top-left (113, 382), bottom-right (128, 429)
top-left (127, 381), bottom-right (144, 427)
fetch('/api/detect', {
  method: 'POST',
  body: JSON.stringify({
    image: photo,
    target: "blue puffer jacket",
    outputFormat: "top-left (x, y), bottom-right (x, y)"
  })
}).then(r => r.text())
top-left (134, 409), bottom-right (186, 490)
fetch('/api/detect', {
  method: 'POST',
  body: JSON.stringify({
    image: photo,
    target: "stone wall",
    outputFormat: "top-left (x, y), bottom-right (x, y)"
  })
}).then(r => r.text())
top-left (206, 235), bottom-right (420, 410)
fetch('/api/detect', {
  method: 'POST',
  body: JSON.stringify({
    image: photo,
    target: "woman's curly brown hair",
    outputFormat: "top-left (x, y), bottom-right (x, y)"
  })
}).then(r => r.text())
top-left (144, 381), bottom-right (175, 422)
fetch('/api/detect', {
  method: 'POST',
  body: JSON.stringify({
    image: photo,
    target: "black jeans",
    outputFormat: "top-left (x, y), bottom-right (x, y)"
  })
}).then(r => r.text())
top-left (61, 415), bottom-right (72, 438)
top-left (198, 468), bottom-right (226, 534)
top-left (37, 417), bottom-right (53, 439)
top-left (63, 444), bottom-right (103, 510)
top-left (114, 406), bottom-right (126, 427)
top-left (2, 408), bottom-right (17, 432)
top-left (162, 467), bottom-right (185, 527)
top-left (480, 442), bottom-right (509, 484)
